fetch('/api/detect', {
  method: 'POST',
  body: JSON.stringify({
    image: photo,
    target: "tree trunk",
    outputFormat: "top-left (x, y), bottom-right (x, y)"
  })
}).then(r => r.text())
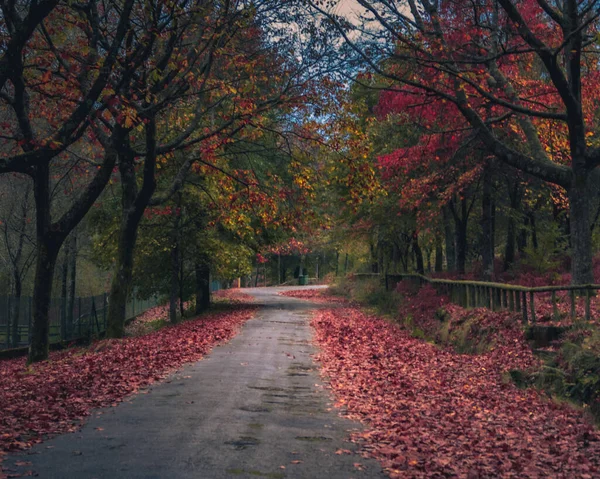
top-left (504, 185), bottom-right (521, 271)
top-left (442, 207), bottom-right (455, 272)
top-left (67, 233), bottom-right (77, 328)
top-left (60, 239), bottom-right (70, 340)
top-left (335, 251), bottom-right (339, 276)
top-left (412, 233), bottom-right (425, 274)
top-left (569, 177), bottom-right (594, 284)
top-left (481, 163), bottom-right (494, 280)
top-left (451, 198), bottom-right (469, 276)
top-left (106, 161), bottom-right (142, 338)
top-left (195, 260), bottom-right (210, 314)
top-left (504, 215), bottom-right (517, 272)
top-left (169, 202), bottom-right (181, 324)
top-left (517, 215), bottom-right (528, 254)
top-left (529, 212), bottom-right (538, 250)
top-left (455, 221), bottom-right (467, 275)
top-left (370, 242), bottom-right (378, 273)
top-left (435, 237), bottom-right (444, 272)
top-left (170, 240), bottom-right (179, 324)
top-left (11, 272), bottom-right (22, 347)
top-left (29, 163), bottom-right (60, 363)
top-left (344, 253), bottom-right (348, 274)
top-left (107, 121), bottom-right (157, 337)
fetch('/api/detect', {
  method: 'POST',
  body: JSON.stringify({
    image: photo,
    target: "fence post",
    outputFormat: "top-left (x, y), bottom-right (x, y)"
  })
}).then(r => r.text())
top-left (529, 291), bottom-right (536, 323)
top-left (467, 285), bottom-right (472, 308)
top-left (552, 291), bottom-right (559, 321)
top-left (522, 291), bottom-right (528, 323)
top-left (585, 288), bottom-right (591, 321)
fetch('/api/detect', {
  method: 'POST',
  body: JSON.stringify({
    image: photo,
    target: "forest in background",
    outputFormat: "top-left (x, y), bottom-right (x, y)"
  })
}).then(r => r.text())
top-left (2, 0), bottom-right (600, 362)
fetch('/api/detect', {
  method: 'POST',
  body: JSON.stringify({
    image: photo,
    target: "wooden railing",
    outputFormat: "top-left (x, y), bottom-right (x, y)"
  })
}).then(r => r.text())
top-left (352, 272), bottom-right (600, 324)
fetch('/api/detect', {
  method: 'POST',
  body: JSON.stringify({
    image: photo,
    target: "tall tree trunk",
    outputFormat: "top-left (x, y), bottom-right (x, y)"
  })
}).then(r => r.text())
top-left (29, 163), bottom-right (61, 364)
top-left (435, 237), bottom-right (444, 272)
top-left (529, 212), bottom-right (538, 250)
top-left (169, 204), bottom-right (181, 324)
top-left (481, 162), bottom-right (494, 280)
top-left (335, 251), bottom-right (339, 276)
top-left (450, 198), bottom-right (469, 276)
top-left (412, 233), bottom-right (425, 274)
top-left (344, 253), bottom-right (348, 274)
top-left (11, 272), bottom-right (22, 347)
top-left (107, 154), bottom-right (140, 338)
top-left (504, 183), bottom-right (521, 272)
top-left (504, 216), bottom-right (517, 272)
top-left (195, 259), bottom-right (210, 314)
top-left (67, 233), bottom-right (77, 328)
top-left (517, 215), bottom-right (528, 254)
top-left (442, 207), bottom-right (455, 272)
top-left (455, 220), bottom-right (467, 275)
top-left (370, 242), bottom-right (378, 273)
top-left (60, 238), bottom-right (70, 340)
top-left (169, 240), bottom-right (179, 324)
top-left (569, 176), bottom-right (594, 284)
top-left (107, 121), bottom-right (157, 337)
top-left (10, 190), bottom-right (29, 347)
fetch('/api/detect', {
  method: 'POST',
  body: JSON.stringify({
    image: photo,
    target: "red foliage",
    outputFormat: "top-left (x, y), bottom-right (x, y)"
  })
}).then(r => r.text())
top-left (312, 306), bottom-right (600, 478)
top-left (0, 304), bottom-right (256, 463)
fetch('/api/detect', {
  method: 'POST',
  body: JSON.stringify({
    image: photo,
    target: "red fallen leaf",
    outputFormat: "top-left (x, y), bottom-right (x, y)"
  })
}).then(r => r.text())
top-left (94, 428), bottom-right (103, 432)
top-left (0, 302), bottom-right (256, 469)
top-left (335, 448), bottom-right (352, 455)
top-left (13, 462), bottom-right (31, 467)
top-left (290, 460), bottom-right (302, 464)
top-left (311, 306), bottom-right (600, 478)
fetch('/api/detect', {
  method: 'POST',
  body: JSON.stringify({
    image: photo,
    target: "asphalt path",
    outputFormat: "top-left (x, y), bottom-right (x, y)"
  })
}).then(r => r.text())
top-left (5, 286), bottom-right (386, 479)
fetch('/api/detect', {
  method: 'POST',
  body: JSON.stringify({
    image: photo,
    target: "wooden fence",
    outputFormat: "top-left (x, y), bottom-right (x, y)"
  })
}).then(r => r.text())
top-left (353, 272), bottom-right (600, 324)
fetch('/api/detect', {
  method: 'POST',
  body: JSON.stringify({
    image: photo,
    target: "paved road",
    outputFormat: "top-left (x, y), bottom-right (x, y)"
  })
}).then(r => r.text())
top-left (5, 287), bottom-right (386, 479)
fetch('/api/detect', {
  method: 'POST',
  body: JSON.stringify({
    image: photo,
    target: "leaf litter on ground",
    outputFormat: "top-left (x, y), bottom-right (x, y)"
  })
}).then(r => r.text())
top-left (291, 288), bottom-right (600, 478)
top-left (0, 293), bottom-right (256, 471)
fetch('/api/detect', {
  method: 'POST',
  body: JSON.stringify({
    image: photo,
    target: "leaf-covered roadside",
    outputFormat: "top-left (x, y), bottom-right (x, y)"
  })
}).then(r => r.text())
top-left (0, 303), bottom-right (256, 463)
top-left (279, 289), bottom-right (348, 303)
top-left (312, 306), bottom-right (600, 478)
top-left (213, 288), bottom-right (255, 303)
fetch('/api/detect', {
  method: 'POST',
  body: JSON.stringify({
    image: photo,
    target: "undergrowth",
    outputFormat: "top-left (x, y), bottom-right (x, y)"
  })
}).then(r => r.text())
top-left (332, 275), bottom-right (600, 424)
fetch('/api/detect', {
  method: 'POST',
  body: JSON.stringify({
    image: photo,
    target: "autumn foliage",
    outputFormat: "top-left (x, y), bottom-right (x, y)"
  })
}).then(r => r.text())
top-left (312, 305), bottom-right (600, 478)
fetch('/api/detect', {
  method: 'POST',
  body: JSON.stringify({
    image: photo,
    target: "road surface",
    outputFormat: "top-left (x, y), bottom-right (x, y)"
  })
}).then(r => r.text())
top-left (4, 287), bottom-right (386, 479)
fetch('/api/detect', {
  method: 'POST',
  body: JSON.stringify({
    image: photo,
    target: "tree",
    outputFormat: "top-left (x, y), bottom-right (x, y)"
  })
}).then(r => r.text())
top-left (312, 0), bottom-right (600, 284)
top-left (0, 0), bottom-right (136, 362)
